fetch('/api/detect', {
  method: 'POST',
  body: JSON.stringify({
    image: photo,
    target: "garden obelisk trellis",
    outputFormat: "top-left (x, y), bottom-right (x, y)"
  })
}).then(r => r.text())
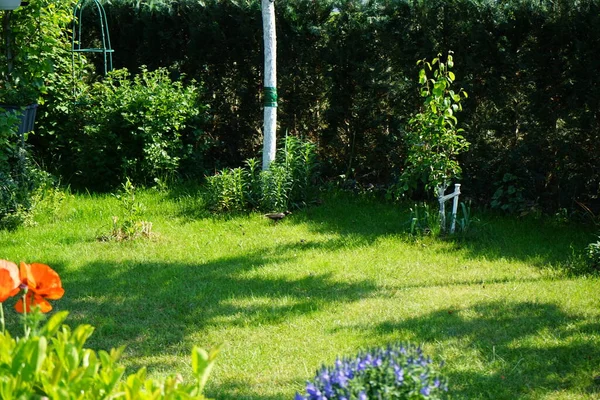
top-left (261, 0), bottom-right (276, 170)
top-left (71, 0), bottom-right (114, 78)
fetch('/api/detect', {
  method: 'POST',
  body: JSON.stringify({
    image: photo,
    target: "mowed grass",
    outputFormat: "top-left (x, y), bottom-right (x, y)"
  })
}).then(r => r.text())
top-left (1, 188), bottom-right (599, 399)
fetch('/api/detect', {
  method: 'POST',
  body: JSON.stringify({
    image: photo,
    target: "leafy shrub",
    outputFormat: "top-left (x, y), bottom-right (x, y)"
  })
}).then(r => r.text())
top-left (490, 173), bottom-right (529, 214)
top-left (0, 110), bottom-right (51, 230)
top-left (206, 135), bottom-right (319, 212)
top-left (56, 67), bottom-right (206, 190)
top-left (585, 237), bottom-right (600, 270)
top-left (295, 343), bottom-right (448, 400)
top-left (0, 260), bottom-right (218, 399)
top-left (0, 0), bottom-right (74, 106)
top-left (205, 167), bottom-right (247, 213)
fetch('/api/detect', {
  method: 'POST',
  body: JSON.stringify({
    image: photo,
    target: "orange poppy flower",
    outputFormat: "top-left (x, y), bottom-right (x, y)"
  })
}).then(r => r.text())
top-left (15, 262), bottom-right (64, 313)
top-left (0, 260), bottom-right (20, 302)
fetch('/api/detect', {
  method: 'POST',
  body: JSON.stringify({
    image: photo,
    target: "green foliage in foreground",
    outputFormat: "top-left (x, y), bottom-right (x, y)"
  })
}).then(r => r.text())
top-left (0, 188), bottom-right (598, 399)
top-left (0, 310), bottom-right (218, 399)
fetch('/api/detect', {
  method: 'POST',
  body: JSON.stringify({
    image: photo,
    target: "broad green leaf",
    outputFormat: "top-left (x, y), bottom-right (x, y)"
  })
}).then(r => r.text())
top-left (192, 345), bottom-right (220, 392)
top-left (418, 69), bottom-right (426, 84)
top-left (34, 336), bottom-right (47, 376)
top-left (40, 311), bottom-right (69, 337)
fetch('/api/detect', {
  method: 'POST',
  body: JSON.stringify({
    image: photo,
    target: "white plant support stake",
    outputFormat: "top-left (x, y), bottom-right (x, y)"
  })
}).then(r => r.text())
top-left (438, 183), bottom-right (461, 234)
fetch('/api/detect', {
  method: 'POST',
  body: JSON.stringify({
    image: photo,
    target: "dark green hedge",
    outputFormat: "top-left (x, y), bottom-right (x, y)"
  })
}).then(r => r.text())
top-left (43, 0), bottom-right (600, 211)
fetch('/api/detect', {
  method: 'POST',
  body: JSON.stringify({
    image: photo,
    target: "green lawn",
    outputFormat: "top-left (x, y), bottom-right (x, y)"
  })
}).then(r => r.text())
top-left (1, 189), bottom-right (599, 399)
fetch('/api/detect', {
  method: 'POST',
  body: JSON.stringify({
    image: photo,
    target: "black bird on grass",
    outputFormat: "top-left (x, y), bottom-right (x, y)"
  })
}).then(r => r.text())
top-left (264, 211), bottom-right (291, 222)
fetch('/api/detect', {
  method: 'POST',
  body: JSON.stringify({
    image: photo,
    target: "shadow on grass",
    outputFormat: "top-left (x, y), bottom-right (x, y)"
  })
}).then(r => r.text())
top-left (290, 191), bottom-right (594, 272)
top-left (160, 187), bottom-right (593, 273)
top-left (340, 300), bottom-right (600, 399)
top-left (54, 240), bottom-right (377, 361)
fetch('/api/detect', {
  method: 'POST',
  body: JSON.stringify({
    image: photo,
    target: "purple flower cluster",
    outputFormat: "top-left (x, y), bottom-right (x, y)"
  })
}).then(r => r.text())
top-left (295, 344), bottom-right (448, 400)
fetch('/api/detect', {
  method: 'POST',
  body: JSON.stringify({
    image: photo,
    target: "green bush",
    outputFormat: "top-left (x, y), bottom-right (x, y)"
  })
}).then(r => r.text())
top-left (0, 110), bottom-right (50, 230)
top-left (206, 136), bottom-right (318, 213)
top-left (48, 67), bottom-right (207, 190)
top-left (490, 173), bottom-right (528, 214)
top-left (585, 236), bottom-right (600, 271)
top-left (0, 0), bottom-right (74, 106)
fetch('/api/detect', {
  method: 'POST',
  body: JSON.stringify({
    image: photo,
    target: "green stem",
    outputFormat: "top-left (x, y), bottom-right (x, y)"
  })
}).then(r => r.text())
top-left (22, 289), bottom-right (29, 338)
top-left (0, 303), bottom-right (5, 335)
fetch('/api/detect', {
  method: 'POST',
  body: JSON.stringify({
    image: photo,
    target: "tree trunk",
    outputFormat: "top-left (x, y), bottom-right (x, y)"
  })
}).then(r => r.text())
top-left (261, 0), bottom-right (277, 171)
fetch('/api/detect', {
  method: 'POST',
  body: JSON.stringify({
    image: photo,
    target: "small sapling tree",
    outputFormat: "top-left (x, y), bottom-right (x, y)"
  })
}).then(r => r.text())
top-left (398, 52), bottom-right (469, 198)
top-left (394, 52), bottom-right (470, 233)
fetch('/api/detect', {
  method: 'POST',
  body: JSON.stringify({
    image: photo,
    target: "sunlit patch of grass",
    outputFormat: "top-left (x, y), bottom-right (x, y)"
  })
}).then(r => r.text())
top-left (0, 188), bottom-right (598, 399)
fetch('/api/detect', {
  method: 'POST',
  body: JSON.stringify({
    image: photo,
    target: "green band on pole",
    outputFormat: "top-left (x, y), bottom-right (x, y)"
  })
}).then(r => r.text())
top-left (264, 87), bottom-right (278, 108)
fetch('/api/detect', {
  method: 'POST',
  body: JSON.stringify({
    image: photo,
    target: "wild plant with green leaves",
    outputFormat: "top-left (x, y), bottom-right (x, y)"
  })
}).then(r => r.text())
top-left (585, 236), bottom-right (600, 271)
top-left (260, 164), bottom-right (293, 212)
top-left (491, 173), bottom-right (528, 214)
top-left (99, 178), bottom-right (152, 241)
top-left (408, 203), bottom-right (440, 237)
top-left (243, 157), bottom-right (262, 208)
top-left (0, 111), bottom-right (51, 229)
top-left (0, 312), bottom-right (219, 400)
top-left (205, 167), bottom-right (247, 213)
top-left (396, 52), bottom-right (469, 197)
top-left (205, 136), bottom-right (318, 213)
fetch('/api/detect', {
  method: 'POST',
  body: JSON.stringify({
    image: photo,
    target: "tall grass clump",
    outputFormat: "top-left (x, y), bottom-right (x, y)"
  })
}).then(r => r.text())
top-left (206, 135), bottom-right (318, 212)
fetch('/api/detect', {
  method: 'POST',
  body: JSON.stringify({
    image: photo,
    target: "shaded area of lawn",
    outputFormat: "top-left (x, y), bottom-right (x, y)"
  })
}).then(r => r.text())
top-left (343, 300), bottom-right (600, 399)
top-left (156, 189), bottom-right (594, 275)
top-left (295, 192), bottom-right (594, 271)
top-left (56, 241), bottom-right (378, 359)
